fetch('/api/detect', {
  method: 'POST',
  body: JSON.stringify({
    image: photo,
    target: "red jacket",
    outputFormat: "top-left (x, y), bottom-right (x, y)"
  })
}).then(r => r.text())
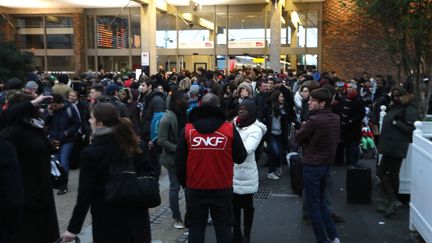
top-left (185, 122), bottom-right (234, 189)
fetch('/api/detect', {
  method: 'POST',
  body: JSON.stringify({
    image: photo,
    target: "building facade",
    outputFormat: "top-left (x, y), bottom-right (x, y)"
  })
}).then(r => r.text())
top-left (0, 0), bottom-right (398, 80)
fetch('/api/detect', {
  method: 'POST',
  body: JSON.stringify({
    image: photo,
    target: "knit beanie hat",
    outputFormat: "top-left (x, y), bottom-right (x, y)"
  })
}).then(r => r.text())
top-left (236, 99), bottom-right (257, 127)
top-left (25, 81), bottom-right (39, 91)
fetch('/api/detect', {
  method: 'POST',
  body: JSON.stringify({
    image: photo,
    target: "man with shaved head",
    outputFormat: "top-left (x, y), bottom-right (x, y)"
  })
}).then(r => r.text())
top-left (176, 93), bottom-right (247, 243)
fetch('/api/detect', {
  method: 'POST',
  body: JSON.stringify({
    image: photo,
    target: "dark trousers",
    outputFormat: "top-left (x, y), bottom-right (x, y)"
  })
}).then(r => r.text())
top-left (344, 140), bottom-right (360, 165)
top-left (303, 165), bottom-right (338, 243)
top-left (185, 188), bottom-right (233, 243)
top-left (378, 155), bottom-right (403, 202)
top-left (232, 194), bottom-right (254, 243)
top-left (268, 134), bottom-right (282, 173)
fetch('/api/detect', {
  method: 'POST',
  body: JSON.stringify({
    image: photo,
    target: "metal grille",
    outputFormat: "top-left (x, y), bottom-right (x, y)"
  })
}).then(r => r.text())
top-left (254, 189), bottom-right (272, 200)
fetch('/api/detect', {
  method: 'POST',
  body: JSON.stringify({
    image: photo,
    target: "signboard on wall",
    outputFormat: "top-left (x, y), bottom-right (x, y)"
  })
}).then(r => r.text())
top-left (179, 41), bottom-right (214, 49)
top-left (229, 40), bottom-right (265, 48)
top-left (141, 52), bottom-right (149, 66)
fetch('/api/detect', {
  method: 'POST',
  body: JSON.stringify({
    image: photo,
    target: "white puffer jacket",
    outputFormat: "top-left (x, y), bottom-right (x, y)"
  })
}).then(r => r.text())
top-left (233, 119), bottom-right (267, 195)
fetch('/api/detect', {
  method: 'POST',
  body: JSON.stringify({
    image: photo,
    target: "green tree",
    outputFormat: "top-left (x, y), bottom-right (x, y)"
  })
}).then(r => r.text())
top-left (352, 0), bottom-right (432, 118)
top-left (0, 41), bottom-right (35, 82)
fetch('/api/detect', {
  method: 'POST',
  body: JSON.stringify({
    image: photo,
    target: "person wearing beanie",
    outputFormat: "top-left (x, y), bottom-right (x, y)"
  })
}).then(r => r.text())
top-left (53, 74), bottom-right (73, 99)
top-left (232, 99), bottom-right (266, 243)
top-left (24, 81), bottom-right (39, 97)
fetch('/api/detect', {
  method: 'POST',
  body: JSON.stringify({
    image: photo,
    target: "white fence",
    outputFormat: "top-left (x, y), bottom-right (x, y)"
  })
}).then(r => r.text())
top-left (409, 121), bottom-right (432, 243)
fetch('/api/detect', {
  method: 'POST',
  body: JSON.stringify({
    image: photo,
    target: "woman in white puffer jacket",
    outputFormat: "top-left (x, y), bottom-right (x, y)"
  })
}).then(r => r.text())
top-left (232, 99), bottom-right (267, 243)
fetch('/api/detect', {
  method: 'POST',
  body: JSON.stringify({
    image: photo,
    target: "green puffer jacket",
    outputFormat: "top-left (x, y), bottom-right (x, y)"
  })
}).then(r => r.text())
top-left (378, 86), bottom-right (418, 158)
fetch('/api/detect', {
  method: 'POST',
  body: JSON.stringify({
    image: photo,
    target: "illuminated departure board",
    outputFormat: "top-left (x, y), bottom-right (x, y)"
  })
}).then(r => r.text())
top-left (96, 17), bottom-right (128, 49)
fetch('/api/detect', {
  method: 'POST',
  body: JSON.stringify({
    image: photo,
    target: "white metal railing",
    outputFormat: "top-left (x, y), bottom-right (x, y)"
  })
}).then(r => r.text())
top-left (409, 121), bottom-right (432, 242)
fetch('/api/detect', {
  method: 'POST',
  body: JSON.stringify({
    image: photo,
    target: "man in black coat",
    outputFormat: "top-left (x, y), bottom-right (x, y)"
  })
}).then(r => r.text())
top-left (340, 83), bottom-right (365, 166)
top-left (176, 93), bottom-right (247, 243)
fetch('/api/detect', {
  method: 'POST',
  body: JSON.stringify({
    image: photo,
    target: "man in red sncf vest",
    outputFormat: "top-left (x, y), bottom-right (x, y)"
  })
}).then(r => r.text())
top-left (176, 93), bottom-right (247, 243)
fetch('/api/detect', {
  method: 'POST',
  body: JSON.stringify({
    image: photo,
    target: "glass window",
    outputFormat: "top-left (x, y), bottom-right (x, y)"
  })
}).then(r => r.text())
top-left (16, 16), bottom-right (43, 28)
top-left (227, 12), bottom-right (265, 48)
top-left (87, 56), bottom-right (96, 71)
top-left (97, 56), bottom-right (129, 72)
top-left (216, 11), bottom-right (227, 46)
top-left (46, 34), bottom-right (73, 49)
top-left (15, 16), bottom-right (44, 49)
top-left (45, 16), bottom-right (74, 49)
top-left (15, 34), bottom-right (44, 49)
top-left (132, 56), bottom-right (141, 70)
top-left (156, 12), bottom-right (176, 48)
top-left (96, 16), bottom-right (129, 49)
top-left (178, 12), bottom-right (212, 46)
top-left (86, 15), bottom-right (95, 48)
top-left (45, 16), bottom-right (73, 28)
top-left (306, 11), bottom-right (318, 48)
top-left (47, 56), bottom-right (74, 71)
top-left (131, 8), bottom-right (141, 49)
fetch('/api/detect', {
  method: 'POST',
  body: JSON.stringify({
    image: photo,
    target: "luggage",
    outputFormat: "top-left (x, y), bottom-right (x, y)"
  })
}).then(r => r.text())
top-left (288, 153), bottom-right (303, 196)
top-left (346, 167), bottom-right (372, 204)
top-left (50, 155), bottom-right (67, 190)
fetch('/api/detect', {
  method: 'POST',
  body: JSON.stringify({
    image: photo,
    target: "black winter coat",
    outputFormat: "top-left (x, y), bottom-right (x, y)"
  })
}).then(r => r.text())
top-left (0, 121), bottom-right (59, 243)
top-left (340, 94), bottom-right (365, 141)
top-left (67, 134), bottom-right (158, 243)
top-left (0, 139), bottom-right (24, 243)
top-left (46, 103), bottom-right (81, 144)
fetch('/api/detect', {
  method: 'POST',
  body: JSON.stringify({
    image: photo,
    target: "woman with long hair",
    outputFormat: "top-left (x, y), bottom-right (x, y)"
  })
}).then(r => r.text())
top-left (61, 102), bottom-right (157, 243)
top-left (262, 89), bottom-right (290, 180)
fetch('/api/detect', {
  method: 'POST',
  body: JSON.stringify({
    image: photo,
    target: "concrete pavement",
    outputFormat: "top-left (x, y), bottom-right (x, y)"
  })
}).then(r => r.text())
top-left (54, 157), bottom-right (425, 243)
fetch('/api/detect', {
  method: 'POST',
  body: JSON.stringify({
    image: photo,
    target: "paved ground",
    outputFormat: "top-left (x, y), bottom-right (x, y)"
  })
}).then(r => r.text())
top-left (55, 156), bottom-right (426, 243)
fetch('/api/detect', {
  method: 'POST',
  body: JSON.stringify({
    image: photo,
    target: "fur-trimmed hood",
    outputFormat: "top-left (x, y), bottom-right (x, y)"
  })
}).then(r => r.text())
top-left (391, 85), bottom-right (414, 106)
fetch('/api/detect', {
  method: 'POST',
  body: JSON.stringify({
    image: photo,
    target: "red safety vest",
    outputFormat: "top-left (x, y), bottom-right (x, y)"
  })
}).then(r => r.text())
top-left (185, 122), bottom-right (234, 190)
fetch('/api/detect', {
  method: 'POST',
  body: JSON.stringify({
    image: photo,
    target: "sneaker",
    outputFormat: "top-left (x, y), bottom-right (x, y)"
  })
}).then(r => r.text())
top-left (57, 187), bottom-right (68, 195)
top-left (331, 237), bottom-right (341, 243)
top-left (267, 172), bottom-right (280, 180)
top-left (384, 200), bottom-right (403, 218)
top-left (173, 219), bottom-right (184, 229)
top-left (275, 167), bottom-right (283, 177)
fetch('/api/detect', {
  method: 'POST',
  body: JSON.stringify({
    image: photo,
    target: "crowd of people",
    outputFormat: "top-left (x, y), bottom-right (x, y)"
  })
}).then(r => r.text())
top-left (0, 66), bottom-right (420, 243)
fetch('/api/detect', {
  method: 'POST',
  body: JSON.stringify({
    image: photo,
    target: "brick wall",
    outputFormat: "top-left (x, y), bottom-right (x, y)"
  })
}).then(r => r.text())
top-left (321, 0), bottom-right (398, 80)
top-left (73, 13), bottom-right (85, 74)
top-left (0, 19), bottom-right (14, 42)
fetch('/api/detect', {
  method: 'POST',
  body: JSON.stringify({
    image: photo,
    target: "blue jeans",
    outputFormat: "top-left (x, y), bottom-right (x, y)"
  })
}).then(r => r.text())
top-left (303, 165), bottom-right (338, 243)
top-left (167, 168), bottom-right (182, 220)
top-left (303, 171), bottom-right (333, 219)
top-left (268, 134), bottom-right (282, 173)
top-left (56, 142), bottom-right (74, 176)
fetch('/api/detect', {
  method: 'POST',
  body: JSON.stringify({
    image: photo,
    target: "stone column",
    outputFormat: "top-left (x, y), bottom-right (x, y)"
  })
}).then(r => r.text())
top-left (140, 2), bottom-right (157, 75)
top-left (269, 2), bottom-right (282, 73)
top-left (289, 26), bottom-right (298, 71)
top-left (73, 13), bottom-right (85, 74)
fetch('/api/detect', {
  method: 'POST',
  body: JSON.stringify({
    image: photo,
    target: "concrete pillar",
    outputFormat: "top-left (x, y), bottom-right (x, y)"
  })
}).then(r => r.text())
top-left (140, 2), bottom-right (157, 75)
top-left (290, 26), bottom-right (298, 71)
top-left (73, 13), bottom-right (85, 74)
top-left (269, 2), bottom-right (282, 72)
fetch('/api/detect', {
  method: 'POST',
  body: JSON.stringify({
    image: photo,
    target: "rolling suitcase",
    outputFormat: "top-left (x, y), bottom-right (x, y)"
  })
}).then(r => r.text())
top-left (346, 167), bottom-right (372, 204)
top-left (288, 153), bottom-right (303, 196)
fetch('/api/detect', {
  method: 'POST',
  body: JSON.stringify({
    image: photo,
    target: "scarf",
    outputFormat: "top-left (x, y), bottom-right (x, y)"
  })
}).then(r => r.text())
top-left (93, 127), bottom-right (114, 137)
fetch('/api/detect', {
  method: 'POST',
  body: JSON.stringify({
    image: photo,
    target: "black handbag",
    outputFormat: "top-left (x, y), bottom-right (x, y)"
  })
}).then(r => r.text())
top-left (104, 156), bottom-right (161, 208)
top-left (50, 155), bottom-right (67, 190)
